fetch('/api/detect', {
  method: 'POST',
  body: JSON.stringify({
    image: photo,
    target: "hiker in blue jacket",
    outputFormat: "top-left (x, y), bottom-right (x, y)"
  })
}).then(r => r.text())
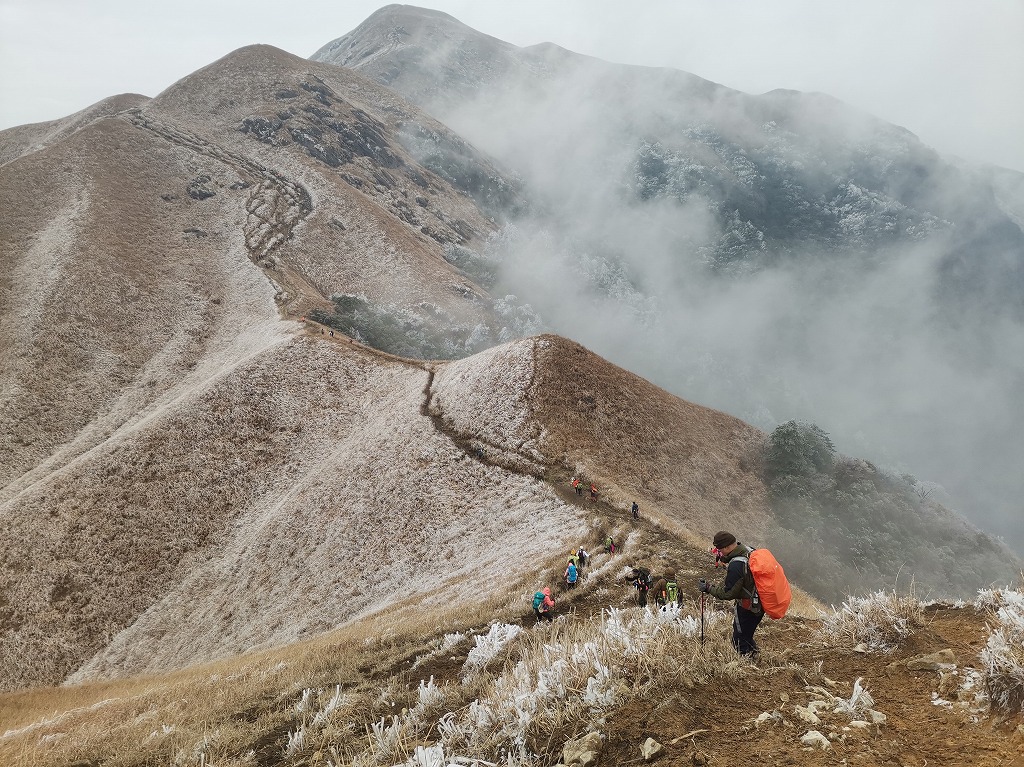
top-left (564, 559), bottom-right (579, 589)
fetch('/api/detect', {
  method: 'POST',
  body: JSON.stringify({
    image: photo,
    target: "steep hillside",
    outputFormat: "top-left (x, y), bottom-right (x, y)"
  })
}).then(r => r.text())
top-left (0, 311), bottom-right (785, 693)
top-left (0, 93), bottom-right (150, 166)
top-left (0, 41), bottom-right (524, 690)
top-left (0, 38), bottom-right (781, 694)
top-left (529, 335), bottom-right (769, 538)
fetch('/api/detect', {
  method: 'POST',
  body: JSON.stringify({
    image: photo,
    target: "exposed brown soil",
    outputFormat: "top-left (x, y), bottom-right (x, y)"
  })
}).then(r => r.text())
top-left (597, 607), bottom-right (1024, 767)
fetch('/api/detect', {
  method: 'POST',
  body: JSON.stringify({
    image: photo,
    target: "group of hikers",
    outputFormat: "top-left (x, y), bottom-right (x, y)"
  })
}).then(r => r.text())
top-left (570, 476), bottom-right (600, 502)
top-left (534, 530), bottom-right (785, 658)
top-left (562, 546), bottom-right (589, 588)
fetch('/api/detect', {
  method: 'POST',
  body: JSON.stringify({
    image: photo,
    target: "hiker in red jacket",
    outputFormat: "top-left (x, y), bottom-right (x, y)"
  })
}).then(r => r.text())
top-left (699, 531), bottom-right (764, 656)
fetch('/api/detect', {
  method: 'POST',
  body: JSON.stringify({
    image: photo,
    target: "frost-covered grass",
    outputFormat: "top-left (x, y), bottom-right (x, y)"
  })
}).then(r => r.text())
top-left (818, 590), bottom-right (924, 652)
top-left (30, 598), bottom-right (733, 767)
top-left (976, 588), bottom-right (1024, 712)
top-left (334, 605), bottom-right (737, 767)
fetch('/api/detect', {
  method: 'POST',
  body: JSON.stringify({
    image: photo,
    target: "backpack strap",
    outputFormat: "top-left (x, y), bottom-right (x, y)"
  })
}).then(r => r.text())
top-left (729, 556), bottom-right (758, 602)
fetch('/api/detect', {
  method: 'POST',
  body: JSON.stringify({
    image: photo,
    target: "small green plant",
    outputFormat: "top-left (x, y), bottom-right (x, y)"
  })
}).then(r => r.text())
top-left (310, 295), bottom-right (484, 359)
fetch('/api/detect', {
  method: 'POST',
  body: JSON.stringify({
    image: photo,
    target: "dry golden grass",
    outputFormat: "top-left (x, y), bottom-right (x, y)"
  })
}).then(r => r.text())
top-left (528, 335), bottom-right (772, 541)
top-left (0, 557), bottom-right (568, 766)
top-left (0, 602), bottom-right (471, 764)
top-left (3, 575), bottom-right (1004, 767)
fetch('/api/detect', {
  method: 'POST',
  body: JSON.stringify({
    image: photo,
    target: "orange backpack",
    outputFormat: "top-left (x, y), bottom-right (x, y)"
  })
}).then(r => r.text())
top-left (746, 548), bottom-right (791, 619)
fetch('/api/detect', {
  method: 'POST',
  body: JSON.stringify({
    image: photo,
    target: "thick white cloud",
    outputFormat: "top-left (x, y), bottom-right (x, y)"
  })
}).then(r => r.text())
top-left (1, 0), bottom-right (1021, 171)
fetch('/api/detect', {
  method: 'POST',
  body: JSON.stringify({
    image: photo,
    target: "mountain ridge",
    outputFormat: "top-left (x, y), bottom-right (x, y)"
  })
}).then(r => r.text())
top-left (1, 8), bottom-right (1023, 765)
top-left (0, 2), bottom-right (1018, 698)
top-left (311, 4), bottom-right (1024, 549)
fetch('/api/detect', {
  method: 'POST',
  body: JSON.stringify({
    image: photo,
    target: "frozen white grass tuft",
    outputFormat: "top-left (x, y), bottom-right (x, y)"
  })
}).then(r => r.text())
top-left (818, 590), bottom-right (923, 652)
top-left (976, 588), bottom-right (1024, 712)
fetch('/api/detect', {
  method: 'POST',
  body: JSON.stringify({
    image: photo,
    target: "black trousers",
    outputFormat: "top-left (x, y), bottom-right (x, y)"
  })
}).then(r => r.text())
top-left (733, 605), bottom-right (764, 655)
top-left (535, 608), bottom-right (553, 623)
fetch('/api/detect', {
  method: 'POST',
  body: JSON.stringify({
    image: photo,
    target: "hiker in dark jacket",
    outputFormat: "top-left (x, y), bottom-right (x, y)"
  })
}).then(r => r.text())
top-left (577, 546), bottom-right (590, 570)
top-left (699, 530), bottom-right (764, 656)
top-left (631, 567), bottom-right (651, 607)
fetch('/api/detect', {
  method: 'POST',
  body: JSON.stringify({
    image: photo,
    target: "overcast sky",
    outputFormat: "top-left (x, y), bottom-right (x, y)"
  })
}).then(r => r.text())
top-left (1, 0), bottom-right (1022, 172)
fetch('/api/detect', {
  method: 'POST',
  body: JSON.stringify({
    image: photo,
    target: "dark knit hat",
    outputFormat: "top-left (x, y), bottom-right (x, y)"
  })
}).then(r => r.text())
top-left (713, 531), bottom-right (736, 548)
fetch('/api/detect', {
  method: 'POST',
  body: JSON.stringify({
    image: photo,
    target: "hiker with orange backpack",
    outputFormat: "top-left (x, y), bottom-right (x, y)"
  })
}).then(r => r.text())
top-left (698, 531), bottom-right (790, 656)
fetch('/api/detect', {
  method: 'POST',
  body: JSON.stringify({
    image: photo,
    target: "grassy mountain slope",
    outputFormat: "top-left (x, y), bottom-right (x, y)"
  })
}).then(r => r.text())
top-left (2, 534), bottom-right (1021, 767)
top-left (2, 29), bottom-right (1019, 701)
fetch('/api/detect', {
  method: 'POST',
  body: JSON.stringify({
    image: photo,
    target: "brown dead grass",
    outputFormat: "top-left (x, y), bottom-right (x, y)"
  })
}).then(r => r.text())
top-left (528, 335), bottom-right (771, 542)
top-left (6, 589), bottom-right (1017, 767)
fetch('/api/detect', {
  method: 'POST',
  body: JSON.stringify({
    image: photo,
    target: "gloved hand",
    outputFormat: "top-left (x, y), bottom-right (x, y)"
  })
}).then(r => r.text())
top-left (698, 578), bottom-right (711, 594)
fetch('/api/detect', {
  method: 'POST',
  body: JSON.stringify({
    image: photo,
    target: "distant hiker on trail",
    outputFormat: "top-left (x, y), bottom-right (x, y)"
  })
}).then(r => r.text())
top-left (577, 546), bottom-right (590, 570)
top-left (590, 483), bottom-right (598, 502)
top-left (564, 559), bottom-right (579, 589)
top-left (571, 476), bottom-right (582, 495)
top-left (569, 550), bottom-right (581, 572)
top-left (631, 501), bottom-right (639, 519)
top-left (604, 536), bottom-right (616, 555)
top-left (533, 586), bottom-right (555, 623)
top-left (631, 566), bottom-right (652, 607)
top-left (698, 531), bottom-right (763, 656)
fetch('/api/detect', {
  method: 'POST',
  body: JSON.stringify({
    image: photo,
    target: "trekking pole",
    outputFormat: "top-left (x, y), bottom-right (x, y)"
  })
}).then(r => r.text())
top-left (699, 593), bottom-right (706, 647)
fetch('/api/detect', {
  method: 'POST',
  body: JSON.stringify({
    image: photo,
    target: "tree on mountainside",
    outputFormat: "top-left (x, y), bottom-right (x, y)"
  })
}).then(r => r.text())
top-left (761, 421), bottom-right (1014, 603)
top-left (765, 420), bottom-right (836, 480)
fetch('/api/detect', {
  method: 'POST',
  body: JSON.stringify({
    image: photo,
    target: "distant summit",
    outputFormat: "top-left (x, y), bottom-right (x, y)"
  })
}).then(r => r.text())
top-left (313, 5), bottom-right (1024, 549)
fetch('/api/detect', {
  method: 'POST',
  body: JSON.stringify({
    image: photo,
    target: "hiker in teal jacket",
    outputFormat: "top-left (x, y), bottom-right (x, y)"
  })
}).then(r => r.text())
top-left (699, 531), bottom-right (764, 656)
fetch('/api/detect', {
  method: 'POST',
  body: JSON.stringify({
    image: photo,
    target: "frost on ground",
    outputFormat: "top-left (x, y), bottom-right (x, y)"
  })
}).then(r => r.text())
top-left (274, 604), bottom-right (733, 766)
top-left (463, 623), bottom-right (522, 678)
top-left (818, 590), bottom-right (923, 652)
top-left (433, 606), bottom-right (727, 764)
top-left (429, 338), bottom-right (545, 463)
top-left (51, 336), bottom-right (584, 685)
top-left (976, 588), bottom-right (1024, 712)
